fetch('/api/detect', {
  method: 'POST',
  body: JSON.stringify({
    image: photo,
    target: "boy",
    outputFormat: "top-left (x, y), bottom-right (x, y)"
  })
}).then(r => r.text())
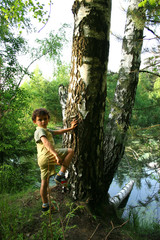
top-left (32, 108), bottom-right (78, 211)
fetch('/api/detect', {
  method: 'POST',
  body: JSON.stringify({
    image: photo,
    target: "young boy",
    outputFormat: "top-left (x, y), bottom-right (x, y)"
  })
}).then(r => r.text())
top-left (32, 108), bottom-right (78, 212)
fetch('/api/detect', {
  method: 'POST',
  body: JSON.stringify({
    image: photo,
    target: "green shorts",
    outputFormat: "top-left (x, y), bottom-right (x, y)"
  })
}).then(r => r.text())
top-left (38, 148), bottom-right (68, 180)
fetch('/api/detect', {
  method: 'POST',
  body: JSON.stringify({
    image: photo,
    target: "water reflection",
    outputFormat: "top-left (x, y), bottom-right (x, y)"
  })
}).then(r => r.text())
top-left (108, 168), bottom-right (160, 224)
top-left (49, 175), bottom-right (57, 187)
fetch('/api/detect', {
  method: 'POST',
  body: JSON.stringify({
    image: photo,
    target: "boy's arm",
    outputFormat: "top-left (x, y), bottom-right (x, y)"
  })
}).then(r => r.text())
top-left (40, 136), bottom-right (62, 165)
top-left (53, 119), bottom-right (78, 135)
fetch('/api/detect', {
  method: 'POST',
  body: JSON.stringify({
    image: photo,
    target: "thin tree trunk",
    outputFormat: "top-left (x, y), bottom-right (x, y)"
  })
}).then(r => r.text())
top-left (109, 180), bottom-right (135, 207)
top-left (64, 0), bottom-right (111, 205)
top-left (58, 85), bottom-right (68, 123)
top-left (104, 0), bottom-right (145, 192)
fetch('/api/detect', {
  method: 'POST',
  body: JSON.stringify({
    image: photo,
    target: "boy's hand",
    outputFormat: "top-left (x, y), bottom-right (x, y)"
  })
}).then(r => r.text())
top-left (71, 119), bottom-right (78, 129)
top-left (56, 156), bottom-right (63, 165)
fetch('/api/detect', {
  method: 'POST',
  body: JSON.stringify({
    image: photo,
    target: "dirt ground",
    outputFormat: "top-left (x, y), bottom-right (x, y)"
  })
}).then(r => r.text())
top-left (24, 185), bottom-right (159, 240)
top-left (33, 185), bottom-right (134, 240)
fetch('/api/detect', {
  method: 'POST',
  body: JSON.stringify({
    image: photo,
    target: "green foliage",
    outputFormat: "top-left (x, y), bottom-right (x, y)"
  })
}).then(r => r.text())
top-left (32, 24), bottom-right (69, 63)
top-left (0, 0), bottom-right (68, 167)
top-left (127, 206), bottom-right (160, 239)
top-left (115, 123), bottom-right (160, 188)
top-left (21, 63), bottom-right (70, 123)
top-left (139, 0), bottom-right (160, 9)
top-left (110, 72), bottom-right (160, 186)
top-left (0, 0), bottom-right (51, 85)
top-left (152, 77), bottom-right (160, 98)
top-left (0, 156), bottom-right (39, 193)
top-left (137, 1), bottom-right (160, 76)
top-left (0, 191), bottom-right (83, 240)
top-left (0, 164), bottom-right (24, 193)
top-left (0, 87), bottom-right (36, 163)
top-left (0, 1), bottom-right (55, 165)
top-left (0, 191), bottom-right (41, 240)
top-left (105, 72), bottom-right (118, 124)
top-left (131, 73), bottom-right (160, 127)
top-left (63, 202), bottom-right (84, 230)
top-left (0, 25), bottom-right (27, 108)
top-left (105, 72), bottom-right (160, 128)
top-left (139, 0), bottom-right (160, 24)
top-left (38, 202), bottom-right (83, 239)
top-left (0, 0), bottom-right (50, 29)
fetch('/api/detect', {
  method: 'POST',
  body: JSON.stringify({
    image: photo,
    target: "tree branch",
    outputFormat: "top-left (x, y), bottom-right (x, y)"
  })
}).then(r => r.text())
top-left (88, 223), bottom-right (100, 240)
top-left (17, 52), bottom-right (50, 87)
top-left (145, 26), bottom-right (160, 39)
top-left (38, 0), bottom-right (52, 33)
top-left (105, 220), bottom-right (129, 240)
top-left (0, 52), bottom-right (49, 120)
top-left (139, 70), bottom-right (160, 77)
top-left (133, 104), bottom-right (160, 111)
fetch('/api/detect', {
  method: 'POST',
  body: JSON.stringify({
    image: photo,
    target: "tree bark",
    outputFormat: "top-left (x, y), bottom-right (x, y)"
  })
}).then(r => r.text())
top-left (104, 0), bottom-right (145, 192)
top-left (58, 84), bottom-right (68, 122)
top-left (109, 180), bottom-right (135, 208)
top-left (64, 0), bottom-right (111, 205)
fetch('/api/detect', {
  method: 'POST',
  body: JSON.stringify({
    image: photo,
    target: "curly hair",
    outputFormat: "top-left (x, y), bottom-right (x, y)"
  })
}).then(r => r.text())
top-left (32, 108), bottom-right (50, 121)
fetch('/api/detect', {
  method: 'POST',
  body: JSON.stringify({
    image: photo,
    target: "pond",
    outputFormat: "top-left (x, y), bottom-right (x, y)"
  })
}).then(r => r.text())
top-left (108, 167), bottom-right (160, 225)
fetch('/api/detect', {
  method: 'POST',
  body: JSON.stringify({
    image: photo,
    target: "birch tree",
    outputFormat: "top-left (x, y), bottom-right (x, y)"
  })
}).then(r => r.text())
top-left (64, 0), bottom-right (111, 207)
top-left (104, 0), bottom-right (145, 191)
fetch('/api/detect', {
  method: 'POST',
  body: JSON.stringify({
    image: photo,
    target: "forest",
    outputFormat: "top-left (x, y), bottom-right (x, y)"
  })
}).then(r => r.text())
top-left (0, 0), bottom-right (160, 239)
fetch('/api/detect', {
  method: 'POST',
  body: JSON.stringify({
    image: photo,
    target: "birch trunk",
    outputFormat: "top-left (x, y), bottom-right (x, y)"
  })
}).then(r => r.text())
top-left (58, 85), bottom-right (68, 123)
top-left (64, 0), bottom-right (111, 204)
top-left (109, 180), bottom-right (135, 207)
top-left (104, 0), bottom-right (145, 191)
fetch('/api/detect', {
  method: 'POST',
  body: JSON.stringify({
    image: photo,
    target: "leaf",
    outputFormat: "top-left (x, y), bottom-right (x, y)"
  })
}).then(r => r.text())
top-left (138, 0), bottom-right (147, 7)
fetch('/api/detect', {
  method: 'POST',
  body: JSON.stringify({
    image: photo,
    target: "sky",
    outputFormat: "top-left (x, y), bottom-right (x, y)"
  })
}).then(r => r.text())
top-left (20, 0), bottom-right (129, 79)
top-left (21, 0), bottom-right (151, 79)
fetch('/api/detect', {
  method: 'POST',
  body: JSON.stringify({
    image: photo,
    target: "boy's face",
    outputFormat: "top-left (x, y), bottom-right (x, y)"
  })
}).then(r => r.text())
top-left (33, 115), bottom-right (49, 128)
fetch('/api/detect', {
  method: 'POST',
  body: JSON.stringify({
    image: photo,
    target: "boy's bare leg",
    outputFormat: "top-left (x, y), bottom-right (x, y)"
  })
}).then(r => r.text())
top-left (54, 148), bottom-right (74, 186)
top-left (40, 179), bottom-right (48, 203)
top-left (60, 148), bottom-right (74, 173)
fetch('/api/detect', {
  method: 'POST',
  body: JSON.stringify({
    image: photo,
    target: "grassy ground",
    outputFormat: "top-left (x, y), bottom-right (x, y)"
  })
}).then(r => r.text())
top-left (0, 185), bottom-right (160, 240)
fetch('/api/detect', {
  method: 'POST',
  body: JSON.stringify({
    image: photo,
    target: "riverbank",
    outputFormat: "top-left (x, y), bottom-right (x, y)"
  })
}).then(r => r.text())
top-left (0, 185), bottom-right (160, 240)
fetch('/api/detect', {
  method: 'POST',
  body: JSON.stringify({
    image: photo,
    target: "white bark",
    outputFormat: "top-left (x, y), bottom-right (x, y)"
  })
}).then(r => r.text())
top-left (104, 0), bottom-right (145, 191)
top-left (109, 180), bottom-right (135, 207)
top-left (58, 85), bottom-right (68, 122)
top-left (64, 0), bottom-right (111, 203)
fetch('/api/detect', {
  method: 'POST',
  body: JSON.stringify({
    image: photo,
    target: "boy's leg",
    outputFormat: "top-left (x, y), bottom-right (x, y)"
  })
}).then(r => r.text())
top-left (40, 178), bottom-right (48, 204)
top-left (60, 148), bottom-right (74, 173)
top-left (55, 148), bottom-right (74, 186)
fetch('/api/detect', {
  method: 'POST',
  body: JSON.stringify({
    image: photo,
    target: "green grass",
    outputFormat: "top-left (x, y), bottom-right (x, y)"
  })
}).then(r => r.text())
top-left (0, 189), bottom-right (41, 240)
top-left (121, 207), bottom-right (160, 240)
top-left (0, 188), bottom-right (160, 240)
top-left (0, 188), bottom-right (83, 240)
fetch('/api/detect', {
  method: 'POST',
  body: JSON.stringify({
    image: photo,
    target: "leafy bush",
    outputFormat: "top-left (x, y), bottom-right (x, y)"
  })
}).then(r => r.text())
top-left (131, 73), bottom-right (160, 127)
top-left (0, 159), bottom-right (39, 193)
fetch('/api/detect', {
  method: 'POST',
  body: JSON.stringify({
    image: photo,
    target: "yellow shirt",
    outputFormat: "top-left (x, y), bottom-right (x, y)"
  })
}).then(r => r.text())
top-left (34, 127), bottom-right (68, 179)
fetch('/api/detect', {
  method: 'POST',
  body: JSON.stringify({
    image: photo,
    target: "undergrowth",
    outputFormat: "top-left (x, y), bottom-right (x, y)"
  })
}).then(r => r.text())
top-left (0, 187), bottom-right (160, 240)
top-left (0, 189), bottom-right (84, 240)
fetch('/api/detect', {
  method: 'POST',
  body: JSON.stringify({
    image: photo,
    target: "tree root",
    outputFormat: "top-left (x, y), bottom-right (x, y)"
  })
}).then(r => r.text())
top-left (88, 223), bottom-right (100, 240)
top-left (105, 219), bottom-right (129, 240)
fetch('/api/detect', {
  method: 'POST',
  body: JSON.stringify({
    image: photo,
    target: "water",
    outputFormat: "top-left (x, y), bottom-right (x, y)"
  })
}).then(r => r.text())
top-left (49, 175), bottom-right (57, 187)
top-left (108, 168), bottom-right (160, 224)
top-left (49, 168), bottom-right (160, 224)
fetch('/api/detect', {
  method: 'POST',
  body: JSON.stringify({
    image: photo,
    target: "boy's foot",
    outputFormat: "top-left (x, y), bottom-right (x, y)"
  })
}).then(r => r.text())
top-left (42, 205), bottom-right (49, 212)
top-left (42, 205), bottom-right (58, 213)
top-left (54, 174), bottom-right (67, 187)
